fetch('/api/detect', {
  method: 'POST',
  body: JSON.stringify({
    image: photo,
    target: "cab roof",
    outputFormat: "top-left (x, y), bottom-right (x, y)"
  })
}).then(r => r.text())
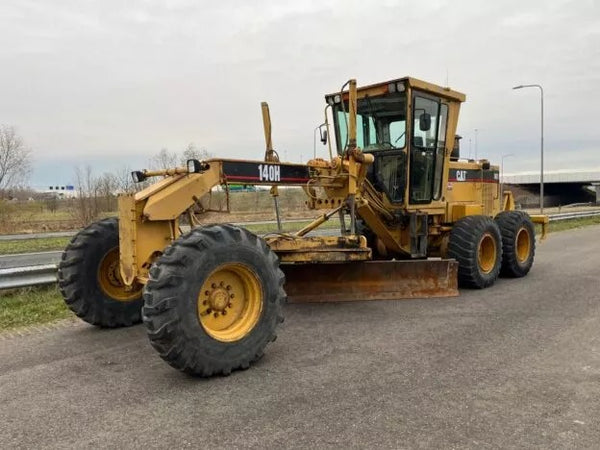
top-left (325, 76), bottom-right (466, 103)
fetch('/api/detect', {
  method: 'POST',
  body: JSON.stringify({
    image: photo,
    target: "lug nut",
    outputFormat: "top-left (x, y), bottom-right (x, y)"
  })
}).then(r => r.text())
top-left (205, 290), bottom-right (210, 296)
top-left (220, 281), bottom-right (224, 287)
top-left (222, 310), bottom-right (227, 316)
top-left (228, 303), bottom-right (233, 308)
top-left (213, 312), bottom-right (219, 318)
top-left (202, 300), bottom-right (208, 305)
top-left (211, 283), bottom-right (216, 289)
top-left (230, 294), bottom-right (235, 299)
top-left (226, 285), bottom-right (232, 291)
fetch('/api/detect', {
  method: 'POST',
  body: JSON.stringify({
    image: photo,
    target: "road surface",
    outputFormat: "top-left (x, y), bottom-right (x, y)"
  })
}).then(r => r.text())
top-left (1, 226), bottom-right (599, 449)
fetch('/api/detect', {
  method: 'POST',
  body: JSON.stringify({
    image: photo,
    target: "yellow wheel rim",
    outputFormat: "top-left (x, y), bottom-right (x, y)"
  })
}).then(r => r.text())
top-left (197, 263), bottom-right (263, 342)
top-left (515, 227), bottom-right (531, 263)
top-left (97, 247), bottom-right (142, 302)
top-left (478, 233), bottom-right (497, 274)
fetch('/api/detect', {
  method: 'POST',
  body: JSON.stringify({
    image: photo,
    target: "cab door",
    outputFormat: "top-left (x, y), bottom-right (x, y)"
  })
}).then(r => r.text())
top-left (409, 95), bottom-right (449, 205)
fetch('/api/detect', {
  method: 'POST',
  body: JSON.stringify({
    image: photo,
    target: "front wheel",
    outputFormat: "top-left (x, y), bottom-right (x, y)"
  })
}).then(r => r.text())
top-left (142, 224), bottom-right (286, 376)
top-left (448, 215), bottom-right (502, 289)
top-left (58, 218), bottom-right (144, 327)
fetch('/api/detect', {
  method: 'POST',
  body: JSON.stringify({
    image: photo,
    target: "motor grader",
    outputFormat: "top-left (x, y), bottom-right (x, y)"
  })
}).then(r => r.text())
top-left (58, 76), bottom-right (548, 376)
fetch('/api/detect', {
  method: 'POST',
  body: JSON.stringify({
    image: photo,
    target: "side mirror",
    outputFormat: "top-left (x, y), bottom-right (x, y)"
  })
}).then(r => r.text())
top-left (419, 113), bottom-right (432, 132)
top-left (320, 129), bottom-right (328, 145)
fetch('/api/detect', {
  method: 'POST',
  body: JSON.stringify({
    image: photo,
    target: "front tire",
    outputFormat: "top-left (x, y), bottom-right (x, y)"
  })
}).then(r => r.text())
top-left (448, 215), bottom-right (502, 289)
top-left (142, 224), bottom-right (285, 376)
top-left (58, 218), bottom-right (144, 327)
top-left (495, 211), bottom-right (536, 278)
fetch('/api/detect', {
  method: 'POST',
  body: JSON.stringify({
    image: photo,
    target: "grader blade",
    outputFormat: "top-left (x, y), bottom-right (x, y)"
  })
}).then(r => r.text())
top-left (281, 260), bottom-right (459, 303)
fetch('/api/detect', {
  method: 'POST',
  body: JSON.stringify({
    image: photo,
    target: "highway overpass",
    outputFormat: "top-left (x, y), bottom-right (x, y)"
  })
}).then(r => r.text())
top-left (503, 169), bottom-right (600, 207)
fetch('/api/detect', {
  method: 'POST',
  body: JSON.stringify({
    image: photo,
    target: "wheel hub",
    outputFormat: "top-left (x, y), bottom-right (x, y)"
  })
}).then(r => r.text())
top-left (197, 264), bottom-right (262, 342)
top-left (98, 247), bottom-right (143, 301)
top-left (207, 285), bottom-right (232, 312)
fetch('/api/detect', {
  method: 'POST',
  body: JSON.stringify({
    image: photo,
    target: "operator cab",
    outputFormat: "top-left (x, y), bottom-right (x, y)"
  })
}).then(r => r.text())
top-left (326, 77), bottom-right (464, 207)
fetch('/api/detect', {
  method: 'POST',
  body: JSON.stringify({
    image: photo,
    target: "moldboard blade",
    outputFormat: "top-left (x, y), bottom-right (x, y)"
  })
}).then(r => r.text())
top-left (281, 260), bottom-right (459, 303)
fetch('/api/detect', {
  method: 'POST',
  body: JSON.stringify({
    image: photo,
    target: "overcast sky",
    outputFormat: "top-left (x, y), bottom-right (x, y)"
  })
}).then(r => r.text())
top-left (1, 0), bottom-right (599, 187)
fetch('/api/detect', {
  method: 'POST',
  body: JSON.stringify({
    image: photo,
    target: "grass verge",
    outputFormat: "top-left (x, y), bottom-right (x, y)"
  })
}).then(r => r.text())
top-left (0, 285), bottom-right (72, 331)
top-left (0, 237), bottom-right (72, 255)
top-left (535, 215), bottom-right (600, 236)
top-left (243, 217), bottom-right (342, 234)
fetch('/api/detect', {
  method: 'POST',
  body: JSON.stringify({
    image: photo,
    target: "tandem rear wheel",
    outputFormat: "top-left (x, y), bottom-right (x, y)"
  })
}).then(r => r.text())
top-left (495, 211), bottom-right (536, 277)
top-left (142, 224), bottom-right (286, 377)
top-left (448, 215), bottom-right (503, 289)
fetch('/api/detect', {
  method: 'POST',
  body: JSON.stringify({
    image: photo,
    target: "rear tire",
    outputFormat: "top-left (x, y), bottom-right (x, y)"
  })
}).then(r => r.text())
top-left (58, 218), bottom-right (144, 327)
top-left (142, 224), bottom-right (286, 377)
top-left (448, 215), bottom-right (502, 289)
top-left (495, 211), bottom-right (535, 278)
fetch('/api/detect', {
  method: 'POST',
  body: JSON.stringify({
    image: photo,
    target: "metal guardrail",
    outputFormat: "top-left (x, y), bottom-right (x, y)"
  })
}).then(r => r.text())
top-left (0, 264), bottom-right (57, 290)
top-left (548, 210), bottom-right (600, 221)
top-left (1, 210), bottom-right (599, 291)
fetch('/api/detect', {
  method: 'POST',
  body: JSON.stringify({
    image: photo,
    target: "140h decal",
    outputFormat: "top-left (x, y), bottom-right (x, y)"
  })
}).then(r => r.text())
top-left (258, 164), bottom-right (281, 182)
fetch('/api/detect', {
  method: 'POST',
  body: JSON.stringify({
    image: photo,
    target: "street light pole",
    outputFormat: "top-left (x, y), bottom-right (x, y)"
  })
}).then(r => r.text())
top-left (512, 84), bottom-right (544, 214)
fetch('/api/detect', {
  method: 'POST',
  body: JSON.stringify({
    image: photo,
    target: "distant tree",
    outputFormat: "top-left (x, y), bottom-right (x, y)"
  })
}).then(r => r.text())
top-left (0, 125), bottom-right (32, 189)
top-left (180, 142), bottom-right (212, 165)
top-left (150, 148), bottom-right (178, 170)
top-left (112, 166), bottom-right (137, 193)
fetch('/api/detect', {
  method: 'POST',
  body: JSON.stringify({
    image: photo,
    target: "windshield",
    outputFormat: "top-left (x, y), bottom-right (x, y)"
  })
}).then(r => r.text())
top-left (333, 92), bottom-right (407, 153)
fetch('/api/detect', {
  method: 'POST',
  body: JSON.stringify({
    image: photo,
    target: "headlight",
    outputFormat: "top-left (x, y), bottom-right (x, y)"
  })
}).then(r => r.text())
top-left (131, 171), bottom-right (146, 183)
top-left (187, 159), bottom-right (208, 173)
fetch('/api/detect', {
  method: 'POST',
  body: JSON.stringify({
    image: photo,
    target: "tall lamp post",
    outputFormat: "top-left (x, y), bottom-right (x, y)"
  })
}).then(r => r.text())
top-left (501, 153), bottom-right (514, 202)
top-left (512, 84), bottom-right (544, 214)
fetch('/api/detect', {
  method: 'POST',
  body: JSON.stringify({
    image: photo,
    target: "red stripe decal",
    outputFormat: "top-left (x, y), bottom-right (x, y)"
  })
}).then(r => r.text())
top-left (448, 179), bottom-right (498, 183)
top-left (226, 175), bottom-right (310, 182)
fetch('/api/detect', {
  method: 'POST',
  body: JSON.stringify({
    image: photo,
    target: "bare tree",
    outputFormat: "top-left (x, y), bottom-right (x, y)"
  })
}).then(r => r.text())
top-left (71, 165), bottom-right (101, 227)
top-left (150, 148), bottom-right (178, 170)
top-left (0, 125), bottom-right (32, 189)
top-left (112, 165), bottom-right (137, 193)
top-left (180, 142), bottom-right (212, 165)
top-left (97, 172), bottom-right (118, 212)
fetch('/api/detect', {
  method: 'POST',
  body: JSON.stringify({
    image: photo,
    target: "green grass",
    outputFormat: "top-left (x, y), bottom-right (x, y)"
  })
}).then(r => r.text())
top-left (0, 286), bottom-right (72, 331)
top-left (535, 215), bottom-right (600, 236)
top-left (0, 236), bottom-right (72, 255)
top-left (243, 217), bottom-right (342, 234)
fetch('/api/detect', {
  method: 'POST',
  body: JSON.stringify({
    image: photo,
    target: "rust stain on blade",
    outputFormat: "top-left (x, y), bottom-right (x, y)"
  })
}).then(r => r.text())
top-left (281, 260), bottom-right (459, 303)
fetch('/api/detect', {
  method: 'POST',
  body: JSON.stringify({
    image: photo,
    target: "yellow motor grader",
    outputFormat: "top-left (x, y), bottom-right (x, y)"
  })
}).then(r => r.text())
top-left (58, 76), bottom-right (548, 376)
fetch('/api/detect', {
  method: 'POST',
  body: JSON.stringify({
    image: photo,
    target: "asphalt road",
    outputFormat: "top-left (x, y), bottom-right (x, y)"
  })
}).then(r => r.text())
top-left (1, 226), bottom-right (599, 449)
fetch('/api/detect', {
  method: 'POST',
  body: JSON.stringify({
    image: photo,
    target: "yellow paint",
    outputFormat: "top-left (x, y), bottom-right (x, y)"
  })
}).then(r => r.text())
top-left (477, 233), bottom-right (497, 274)
top-left (197, 263), bottom-right (263, 342)
top-left (97, 247), bottom-right (143, 301)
